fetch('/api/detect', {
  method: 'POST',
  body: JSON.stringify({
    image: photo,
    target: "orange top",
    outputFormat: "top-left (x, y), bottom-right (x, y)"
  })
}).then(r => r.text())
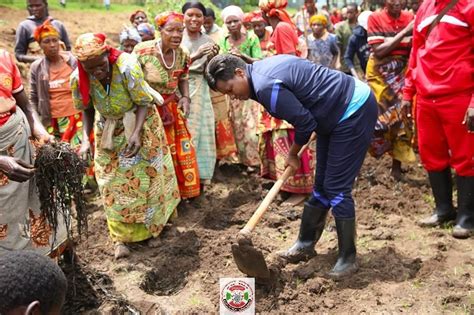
top-left (48, 59), bottom-right (79, 118)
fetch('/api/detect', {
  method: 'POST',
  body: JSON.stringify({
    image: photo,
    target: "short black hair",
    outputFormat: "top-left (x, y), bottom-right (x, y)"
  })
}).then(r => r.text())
top-left (205, 7), bottom-right (216, 19)
top-left (205, 54), bottom-right (247, 91)
top-left (0, 251), bottom-right (67, 314)
top-left (347, 3), bottom-right (358, 11)
top-left (182, 1), bottom-right (206, 15)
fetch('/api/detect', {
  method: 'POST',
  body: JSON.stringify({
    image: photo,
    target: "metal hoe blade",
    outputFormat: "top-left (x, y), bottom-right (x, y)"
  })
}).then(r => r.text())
top-left (231, 243), bottom-right (271, 279)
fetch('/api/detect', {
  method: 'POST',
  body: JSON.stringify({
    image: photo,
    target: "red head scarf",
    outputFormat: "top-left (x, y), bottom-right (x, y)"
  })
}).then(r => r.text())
top-left (258, 0), bottom-right (296, 28)
top-left (74, 33), bottom-right (123, 107)
top-left (33, 18), bottom-right (60, 43)
top-left (154, 11), bottom-right (184, 28)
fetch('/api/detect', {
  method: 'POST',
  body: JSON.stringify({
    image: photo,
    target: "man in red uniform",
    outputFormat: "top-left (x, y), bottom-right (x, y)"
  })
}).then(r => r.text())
top-left (402, 0), bottom-right (474, 238)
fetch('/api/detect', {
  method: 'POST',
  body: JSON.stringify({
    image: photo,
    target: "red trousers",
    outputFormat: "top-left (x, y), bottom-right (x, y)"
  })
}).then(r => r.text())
top-left (416, 93), bottom-right (474, 176)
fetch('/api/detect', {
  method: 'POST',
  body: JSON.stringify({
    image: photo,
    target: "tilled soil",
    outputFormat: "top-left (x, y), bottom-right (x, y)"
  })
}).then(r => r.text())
top-left (1, 7), bottom-right (473, 314)
top-left (62, 156), bottom-right (473, 314)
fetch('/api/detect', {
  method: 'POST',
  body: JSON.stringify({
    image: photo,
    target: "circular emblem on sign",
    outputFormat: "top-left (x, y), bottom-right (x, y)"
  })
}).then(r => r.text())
top-left (221, 279), bottom-right (254, 312)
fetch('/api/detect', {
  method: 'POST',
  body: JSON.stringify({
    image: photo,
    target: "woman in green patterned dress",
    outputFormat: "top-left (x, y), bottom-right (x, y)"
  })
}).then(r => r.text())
top-left (219, 5), bottom-right (263, 167)
top-left (133, 12), bottom-right (201, 199)
top-left (71, 33), bottom-right (180, 259)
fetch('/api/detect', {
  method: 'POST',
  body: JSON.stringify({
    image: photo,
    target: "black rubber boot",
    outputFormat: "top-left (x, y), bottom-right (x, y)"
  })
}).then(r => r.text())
top-left (418, 169), bottom-right (456, 227)
top-left (452, 176), bottom-right (474, 239)
top-left (327, 218), bottom-right (358, 279)
top-left (280, 202), bottom-right (328, 263)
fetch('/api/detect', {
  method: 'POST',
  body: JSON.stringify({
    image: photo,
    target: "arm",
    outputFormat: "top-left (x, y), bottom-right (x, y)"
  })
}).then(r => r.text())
top-left (124, 105), bottom-right (147, 157)
top-left (78, 106), bottom-right (94, 159)
top-left (13, 89), bottom-right (50, 142)
top-left (29, 62), bottom-right (40, 112)
top-left (58, 22), bottom-right (72, 51)
top-left (178, 77), bottom-right (191, 116)
top-left (371, 20), bottom-right (414, 59)
top-left (344, 36), bottom-right (359, 79)
top-left (15, 24), bottom-right (40, 63)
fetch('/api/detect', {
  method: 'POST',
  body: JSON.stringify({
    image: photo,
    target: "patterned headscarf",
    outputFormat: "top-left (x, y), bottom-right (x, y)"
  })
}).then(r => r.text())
top-left (137, 22), bottom-right (155, 37)
top-left (74, 33), bottom-right (108, 61)
top-left (130, 10), bottom-right (147, 24)
top-left (221, 5), bottom-right (245, 23)
top-left (154, 11), bottom-right (184, 28)
top-left (73, 33), bottom-right (123, 107)
top-left (258, 0), bottom-right (295, 27)
top-left (119, 26), bottom-right (142, 44)
top-left (250, 10), bottom-right (265, 23)
top-left (33, 19), bottom-right (59, 43)
top-left (309, 14), bottom-right (328, 26)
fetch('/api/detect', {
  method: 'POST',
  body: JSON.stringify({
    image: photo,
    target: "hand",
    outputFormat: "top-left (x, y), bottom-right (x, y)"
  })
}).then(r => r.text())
top-left (463, 107), bottom-right (474, 133)
top-left (124, 132), bottom-right (141, 158)
top-left (77, 140), bottom-right (91, 160)
top-left (196, 43), bottom-right (215, 59)
top-left (400, 100), bottom-right (413, 123)
top-left (0, 156), bottom-right (35, 182)
top-left (32, 125), bottom-right (54, 144)
top-left (285, 154), bottom-right (301, 171)
top-left (178, 96), bottom-right (191, 117)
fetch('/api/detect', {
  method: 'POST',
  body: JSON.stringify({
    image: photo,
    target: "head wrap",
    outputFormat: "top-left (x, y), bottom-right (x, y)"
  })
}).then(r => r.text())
top-left (243, 12), bottom-right (254, 24)
top-left (182, 1), bottom-right (206, 15)
top-left (155, 11), bottom-right (184, 28)
top-left (119, 26), bottom-right (142, 44)
top-left (309, 14), bottom-right (328, 26)
top-left (258, 0), bottom-right (295, 27)
top-left (33, 19), bottom-right (59, 43)
top-left (129, 10), bottom-right (147, 24)
top-left (73, 33), bottom-right (123, 107)
top-left (221, 5), bottom-right (245, 23)
top-left (357, 11), bottom-right (373, 31)
top-left (137, 22), bottom-right (155, 37)
top-left (250, 10), bottom-right (265, 23)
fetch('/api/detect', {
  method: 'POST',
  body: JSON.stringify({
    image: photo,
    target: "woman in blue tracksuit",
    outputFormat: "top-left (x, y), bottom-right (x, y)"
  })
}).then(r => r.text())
top-left (205, 54), bottom-right (378, 279)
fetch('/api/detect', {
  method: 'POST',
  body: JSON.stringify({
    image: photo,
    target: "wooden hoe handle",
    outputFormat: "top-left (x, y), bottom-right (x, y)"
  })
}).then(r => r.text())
top-left (240, 134), bottom-right (316, 234)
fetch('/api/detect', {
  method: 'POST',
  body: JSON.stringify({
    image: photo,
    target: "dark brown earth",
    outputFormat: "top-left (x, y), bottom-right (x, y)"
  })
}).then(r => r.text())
top-left (1, 7), bottom-right (473, 314)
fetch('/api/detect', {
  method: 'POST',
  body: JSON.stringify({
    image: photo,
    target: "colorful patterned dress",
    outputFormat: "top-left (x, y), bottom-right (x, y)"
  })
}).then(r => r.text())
top-left (366, 9), bottom-right (415, 163)
top-left (0, 49), bottom-right (67, 256)
top-left (219, 32), bottom-right (262, 167)
top-left (181, 31), bottom-right (216, 183)
top-left (71, 53), bottom-right (180, 242)
top-left (133, 40), bottom-right (200, 198)
top-left (258, 24), bottom-right (316, 194)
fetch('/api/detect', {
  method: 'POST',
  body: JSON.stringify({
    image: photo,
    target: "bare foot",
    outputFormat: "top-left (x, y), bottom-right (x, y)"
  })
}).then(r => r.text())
top-left (114, 242), bottom-right (130, 260)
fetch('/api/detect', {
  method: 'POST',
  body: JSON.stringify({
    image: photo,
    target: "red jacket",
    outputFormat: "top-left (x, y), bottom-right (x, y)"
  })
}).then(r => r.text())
top-left (403, 0), bottom-right (474, 108)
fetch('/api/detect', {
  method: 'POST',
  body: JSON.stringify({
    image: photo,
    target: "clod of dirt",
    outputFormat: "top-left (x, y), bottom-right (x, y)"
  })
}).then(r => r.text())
top-left (372, 230), bottom-right (395, 240)
top-left (305, 277), bottom-right (331, 295)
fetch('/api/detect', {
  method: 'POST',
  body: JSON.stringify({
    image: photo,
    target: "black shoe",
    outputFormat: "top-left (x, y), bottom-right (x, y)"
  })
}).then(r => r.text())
top-left (279, 202), bottom-right (328, 263)
top-left (327, 218), bottom-right (358, 280)
top-left (418, 169), bottom-right (456, 227)
top-left (453, 176), bottom-right (474, 239)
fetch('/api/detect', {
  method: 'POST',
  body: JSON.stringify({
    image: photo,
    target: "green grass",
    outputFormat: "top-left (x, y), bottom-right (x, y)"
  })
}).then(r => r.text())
top-left (0, 0), bottom-right (143, 13)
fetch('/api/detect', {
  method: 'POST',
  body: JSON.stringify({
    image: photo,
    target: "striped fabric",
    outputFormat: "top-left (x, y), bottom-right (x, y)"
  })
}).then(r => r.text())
top-left (367, 8), bottom-right (414, 56)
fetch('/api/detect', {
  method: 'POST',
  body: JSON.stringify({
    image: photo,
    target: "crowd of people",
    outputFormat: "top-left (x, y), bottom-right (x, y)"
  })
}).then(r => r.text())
top-left (0, 0), bottom-right (473, 308)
